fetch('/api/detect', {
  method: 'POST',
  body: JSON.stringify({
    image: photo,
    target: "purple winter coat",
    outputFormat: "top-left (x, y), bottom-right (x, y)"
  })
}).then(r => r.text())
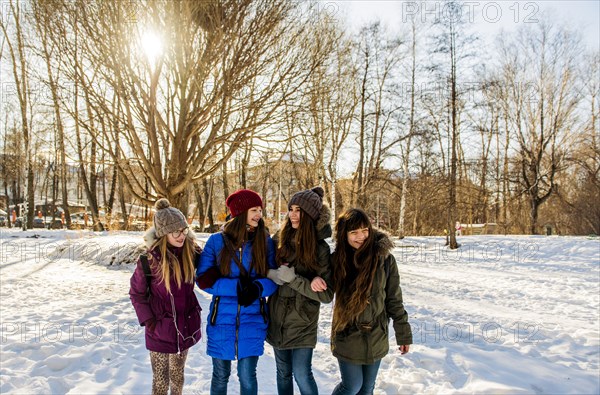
top-left (129, 227), bottom-right (202, 354)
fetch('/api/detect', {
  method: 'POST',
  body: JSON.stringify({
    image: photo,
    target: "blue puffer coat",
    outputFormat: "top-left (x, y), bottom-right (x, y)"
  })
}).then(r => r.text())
top-left (196, 231), bottom-right (277, 360)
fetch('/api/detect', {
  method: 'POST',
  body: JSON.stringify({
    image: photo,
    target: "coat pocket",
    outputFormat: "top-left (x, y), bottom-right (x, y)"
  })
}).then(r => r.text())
top-left (296, 296), bottom-right (319, 323)
top-left (185, 305), bottom-right (202, 337)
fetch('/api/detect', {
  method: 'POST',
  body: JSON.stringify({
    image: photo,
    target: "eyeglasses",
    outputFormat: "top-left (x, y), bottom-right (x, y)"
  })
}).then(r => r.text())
top-left (171, 228), bottom-right (189, 238)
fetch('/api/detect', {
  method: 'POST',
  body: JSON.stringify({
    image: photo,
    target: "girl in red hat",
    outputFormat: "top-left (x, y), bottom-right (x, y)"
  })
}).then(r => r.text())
top-left (196, 189), bottom-right (278, 395)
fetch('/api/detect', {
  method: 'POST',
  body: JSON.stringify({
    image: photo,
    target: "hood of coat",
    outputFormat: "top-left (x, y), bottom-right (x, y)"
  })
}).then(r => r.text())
top-left (372, 228), bottom-right (394, 260)
top-left (315, 204), bottom-right (332, 241)
top-left (143, 226), bottom-right (198, 249)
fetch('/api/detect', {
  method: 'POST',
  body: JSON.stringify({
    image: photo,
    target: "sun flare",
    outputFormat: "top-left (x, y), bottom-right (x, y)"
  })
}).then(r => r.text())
top-left (140, 30), bottom-right (163, 65)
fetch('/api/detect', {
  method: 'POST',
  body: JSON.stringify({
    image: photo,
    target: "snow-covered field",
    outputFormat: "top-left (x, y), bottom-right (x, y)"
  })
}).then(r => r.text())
top-left (1, 228), bottom-right (598, 394)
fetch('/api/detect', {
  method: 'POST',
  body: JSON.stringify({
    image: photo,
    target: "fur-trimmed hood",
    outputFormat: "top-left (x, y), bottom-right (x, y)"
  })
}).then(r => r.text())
top-left (143, 226), bottom-right (198, 249)
top-left (372, 228), bottom-right (394, 258)
top-left (315, 204), bottom-right (333, 241)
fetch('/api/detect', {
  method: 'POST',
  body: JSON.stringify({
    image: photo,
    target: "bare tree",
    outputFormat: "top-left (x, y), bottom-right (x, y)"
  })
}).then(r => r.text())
top-left (295, 12), bottom-right (356, 218)
top-left (31, 0), bottom-right (74, 228)
top-left (352, 22), bottom-right (405, 209)
top-left (559, 52), bottom-right (600, 234)
top-left (468, 77), bottom-right (501, 224)
top-left (1, 0), bottom-right (35, 229)
top-left (428, 0), bottom-right (477, 248)
top-left (397, 17), bottom-right (421, 238)
top-left (44, 0), bottom-right (322, 212)
top-left (498, 22), bottom-right (582, 234)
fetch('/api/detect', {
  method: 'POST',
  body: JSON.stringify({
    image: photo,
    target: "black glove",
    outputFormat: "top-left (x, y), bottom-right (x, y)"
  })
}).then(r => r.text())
top-left (237, 277), bottom-right (261, 307)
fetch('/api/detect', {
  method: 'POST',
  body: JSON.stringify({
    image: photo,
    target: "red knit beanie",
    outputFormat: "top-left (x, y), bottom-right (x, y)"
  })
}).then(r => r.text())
top-left (226, 189), bottom-right (263, 218)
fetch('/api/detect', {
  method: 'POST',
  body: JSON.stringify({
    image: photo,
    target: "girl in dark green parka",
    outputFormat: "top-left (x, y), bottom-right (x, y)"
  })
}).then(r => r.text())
top-left (331, 208), bottom-right (412, 395)
top-left (267, 186), bottom-right (333, 395)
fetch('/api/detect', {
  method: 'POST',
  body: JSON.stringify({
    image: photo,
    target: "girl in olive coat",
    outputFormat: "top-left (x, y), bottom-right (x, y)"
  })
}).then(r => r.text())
top-left (267, 186), bottom-right (333, 395)
top-left (330, 208), bottom-right (412, 395)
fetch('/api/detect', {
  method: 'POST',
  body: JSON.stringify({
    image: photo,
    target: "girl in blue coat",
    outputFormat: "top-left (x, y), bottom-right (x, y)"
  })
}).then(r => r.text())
top-left (196, 189), bottom-right (277, 395)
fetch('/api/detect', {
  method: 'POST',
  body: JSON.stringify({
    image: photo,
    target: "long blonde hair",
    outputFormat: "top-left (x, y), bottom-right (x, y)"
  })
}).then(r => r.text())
top-left (151, 235), bottom-right (196, 294)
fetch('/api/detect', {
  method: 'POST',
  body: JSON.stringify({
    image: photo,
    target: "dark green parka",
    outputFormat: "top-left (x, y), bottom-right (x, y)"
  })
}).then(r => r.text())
top-left (331, 230), bottom-right (412, 364)
top-left (267, 205), bottom-right (333, 349)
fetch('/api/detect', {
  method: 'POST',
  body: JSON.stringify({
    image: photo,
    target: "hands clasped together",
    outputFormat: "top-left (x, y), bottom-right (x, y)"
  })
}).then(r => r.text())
top-left (267, 264), bottom-right (328, 293)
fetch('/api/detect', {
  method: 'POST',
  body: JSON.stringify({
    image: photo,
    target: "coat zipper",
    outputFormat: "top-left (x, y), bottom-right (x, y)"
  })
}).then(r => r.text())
top-left (260, 298), bottom-right (267, 323)
top-left (235, 303), bottom-right (241, 359)
top-left (210, 296), bottom-right (220, 325)
top-left (235, 245), bottom-right (243, 359)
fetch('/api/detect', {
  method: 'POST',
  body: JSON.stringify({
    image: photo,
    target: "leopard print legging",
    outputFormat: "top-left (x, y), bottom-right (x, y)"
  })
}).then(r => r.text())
top-left (149, 350), bottom-right (189, 395)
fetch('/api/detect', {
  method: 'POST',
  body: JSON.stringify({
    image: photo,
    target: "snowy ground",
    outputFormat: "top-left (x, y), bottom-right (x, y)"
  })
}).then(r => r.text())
top-left (0, 228), bottom-right (598, 394)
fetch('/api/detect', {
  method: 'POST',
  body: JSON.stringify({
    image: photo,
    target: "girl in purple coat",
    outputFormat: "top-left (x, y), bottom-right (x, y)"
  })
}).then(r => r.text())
top-left (130, 198), bottom-right (202, 395)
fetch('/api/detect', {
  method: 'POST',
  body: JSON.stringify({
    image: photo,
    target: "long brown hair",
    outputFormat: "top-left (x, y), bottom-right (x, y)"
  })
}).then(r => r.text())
top-left (276, 208), bottom-right (318, 272)
top-left (150, 235), bottom-right (196, 294)
top-left (331, 208), bottom-right (377, 334)
top-left (219, 211), bottom-right (269, 277)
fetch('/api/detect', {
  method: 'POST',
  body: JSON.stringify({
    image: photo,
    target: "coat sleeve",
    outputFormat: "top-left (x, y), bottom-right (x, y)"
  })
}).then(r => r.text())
top-left (196, 234), bottom-right (239, 297)
top-left (287, 240), bottom-right (333, 303)
top-left (129, 257), bottom-right (154, 326)
top-left (254, 235), bottom-right (278, 297)
top-left (385, 254), bottom-right (413, 345)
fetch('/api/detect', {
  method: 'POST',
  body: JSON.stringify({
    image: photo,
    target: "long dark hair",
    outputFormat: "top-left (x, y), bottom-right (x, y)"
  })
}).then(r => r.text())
top-left (276, 208), bottom-right (318, 272)
top-left (331, 208), bottom-right (377, 333)
top-left (219, 211), bottom-right (269, 277)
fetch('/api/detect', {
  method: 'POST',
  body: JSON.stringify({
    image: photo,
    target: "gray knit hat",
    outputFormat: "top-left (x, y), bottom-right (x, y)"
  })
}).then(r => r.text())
top-left (153, 198), bottom-right (188, 238)
top-left (288, 186), bottom-right (324, 221)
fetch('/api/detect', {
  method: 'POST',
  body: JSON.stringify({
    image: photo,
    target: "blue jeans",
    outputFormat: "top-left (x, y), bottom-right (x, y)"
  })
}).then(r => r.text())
top-left (274, 348), bottom-right (318, 395)
top-left (332, 359), bottom-right (382, 395)
top-left (210, 356), bottom-right (259, 395)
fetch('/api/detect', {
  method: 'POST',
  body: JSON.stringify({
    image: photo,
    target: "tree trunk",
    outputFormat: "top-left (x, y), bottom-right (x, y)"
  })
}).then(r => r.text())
top-left (1, 0), bottom-right (34, 229)
top-left (529, 198), bottom-right (539, 235)
top-left (194, 183), bottom-right (205, 230)
top-left (118, 172), bottom-right (128, 230)
top-left (354, 49), bottom-right (368, 207)
top-left (4, 181), bottom-right (11, 229)
top-left (38, 13), bottom-right (72, 229)
top-left (502, 113), bottom-right (510, 234)
top-left (202, 178), bottom-right (214, 230)
top-left (222, 146), bottom-right (230, 203)
top-left (448, 22), bottom-right (459, 250)
top-left (398, 20), bottom-right (417, 238)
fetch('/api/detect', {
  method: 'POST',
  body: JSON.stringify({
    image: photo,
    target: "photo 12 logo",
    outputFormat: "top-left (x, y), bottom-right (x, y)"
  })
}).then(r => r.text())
top-left (1, 82), bottom-right (77, 107)
top-left (410, 320), bottom-right (544, 344)
top-left (401, 1), bottom-right (540, 24)
top-left (1, 321), bottom-right (141, 344)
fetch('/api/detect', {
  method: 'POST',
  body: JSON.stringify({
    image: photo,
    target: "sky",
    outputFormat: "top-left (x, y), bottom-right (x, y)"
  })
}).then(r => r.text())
top-left (338, 0), bottom-right (600, 51)
top-left (329, 0), bottom-right (599, 177)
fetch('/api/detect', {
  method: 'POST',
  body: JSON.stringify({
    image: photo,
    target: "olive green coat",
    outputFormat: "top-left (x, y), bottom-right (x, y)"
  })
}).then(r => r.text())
top-left (331, 231), bottom-right (412, 364)
top-left (267, 205), bottom-right (333, 349)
